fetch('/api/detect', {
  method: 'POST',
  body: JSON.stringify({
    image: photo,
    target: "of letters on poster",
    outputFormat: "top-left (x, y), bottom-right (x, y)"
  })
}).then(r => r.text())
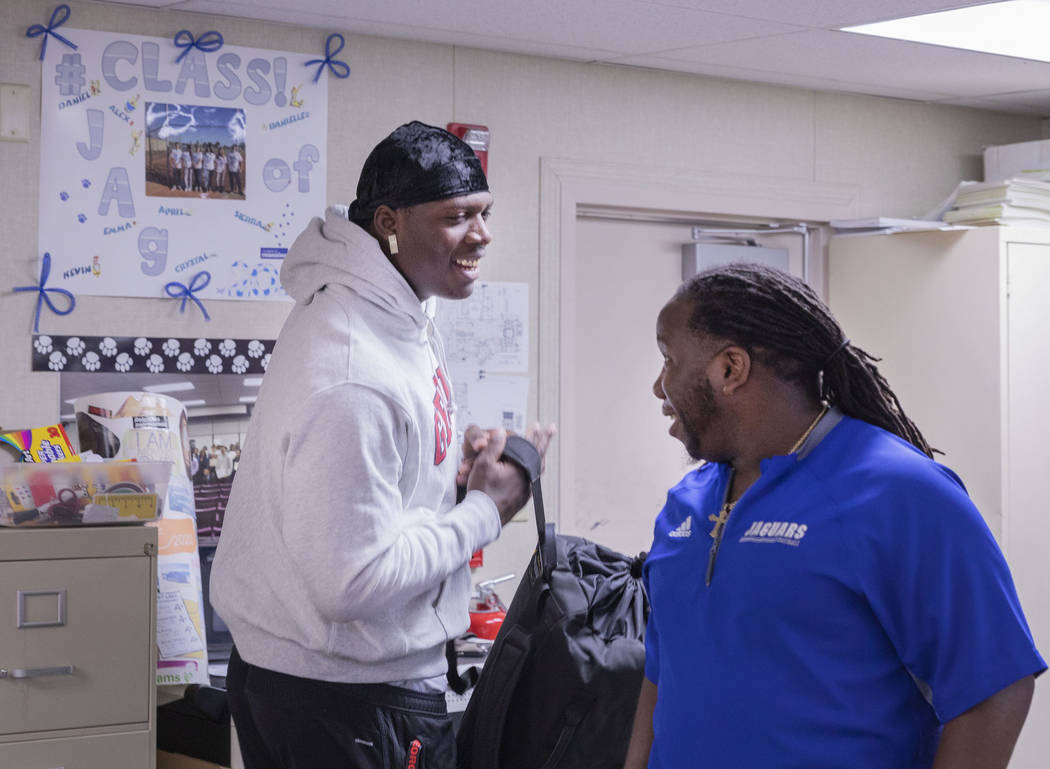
top-left (38, 29), bottom-right (327, 301)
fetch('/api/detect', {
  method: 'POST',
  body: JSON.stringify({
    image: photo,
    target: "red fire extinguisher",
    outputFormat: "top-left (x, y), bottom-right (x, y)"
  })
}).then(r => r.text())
top-left (446, 123), bottom-right (490, 176)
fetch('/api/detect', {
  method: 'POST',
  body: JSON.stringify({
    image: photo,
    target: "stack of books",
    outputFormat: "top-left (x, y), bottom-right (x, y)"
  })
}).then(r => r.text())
top-left (943, 178), bottom-right (1050, 227)
top-left (830, 217), bottom-right (954, 236)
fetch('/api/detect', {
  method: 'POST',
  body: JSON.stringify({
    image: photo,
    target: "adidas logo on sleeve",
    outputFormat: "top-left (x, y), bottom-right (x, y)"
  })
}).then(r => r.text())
top-left (668, 516), bottom-right (693, 538)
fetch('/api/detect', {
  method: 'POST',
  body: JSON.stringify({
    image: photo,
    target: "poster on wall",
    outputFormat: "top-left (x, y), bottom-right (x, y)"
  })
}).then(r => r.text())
top-left (38, 28), bottom-right (327, 301)
top-left (435, 281), bottom-right (529, 433)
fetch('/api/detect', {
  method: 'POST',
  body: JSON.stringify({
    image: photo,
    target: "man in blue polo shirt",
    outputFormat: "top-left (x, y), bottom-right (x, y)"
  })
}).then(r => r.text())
top-left (623, 263), bottom-right (1044, 769)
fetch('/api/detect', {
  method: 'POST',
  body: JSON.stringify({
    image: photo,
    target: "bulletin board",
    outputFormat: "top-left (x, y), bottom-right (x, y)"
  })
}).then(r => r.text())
top-left (37, 28), bottom-right (327, 301)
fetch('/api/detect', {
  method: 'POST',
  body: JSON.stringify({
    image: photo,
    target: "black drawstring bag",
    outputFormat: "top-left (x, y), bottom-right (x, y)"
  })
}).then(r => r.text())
top-left (454, 436), bottom-right (648, 769)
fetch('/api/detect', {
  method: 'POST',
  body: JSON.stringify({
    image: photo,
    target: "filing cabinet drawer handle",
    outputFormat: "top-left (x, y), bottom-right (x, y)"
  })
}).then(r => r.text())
top-left (0, 664), bottom-right (75, 679)
top-left (16, 589), bottom-right (67, 628)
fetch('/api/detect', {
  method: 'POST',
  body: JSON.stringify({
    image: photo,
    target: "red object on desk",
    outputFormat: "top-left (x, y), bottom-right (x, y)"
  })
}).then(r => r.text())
top-left (469, 549), bottom-right (483, 568)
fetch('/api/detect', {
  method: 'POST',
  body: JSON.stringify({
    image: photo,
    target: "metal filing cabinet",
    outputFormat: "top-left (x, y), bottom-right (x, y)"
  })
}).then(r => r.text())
top-left (0, 526), bottom-right (157, 769)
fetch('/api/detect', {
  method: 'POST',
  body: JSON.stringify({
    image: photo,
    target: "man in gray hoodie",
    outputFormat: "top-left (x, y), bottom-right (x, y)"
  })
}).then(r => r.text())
top-left (212, 122), bottom-right (553, 769)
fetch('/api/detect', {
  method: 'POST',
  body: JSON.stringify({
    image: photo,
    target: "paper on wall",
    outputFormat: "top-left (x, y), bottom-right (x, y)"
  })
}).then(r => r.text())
top-left (448, 367), bottom-right (529, 435)
top-left (436, 281), bottom-right (528, 373)
top-left (435, 281), bottom-right (530, 435)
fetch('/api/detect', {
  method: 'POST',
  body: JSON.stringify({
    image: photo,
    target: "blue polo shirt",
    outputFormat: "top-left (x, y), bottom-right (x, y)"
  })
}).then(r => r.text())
top-left (643, 414), bottom-right (1045, 769)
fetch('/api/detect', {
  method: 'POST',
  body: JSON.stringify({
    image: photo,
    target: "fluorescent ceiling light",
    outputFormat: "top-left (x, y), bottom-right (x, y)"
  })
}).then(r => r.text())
top-left (181, 399), bottom-right (207, 407)
top-left (843, 1), bottom-right (1050, 63)
top-left (243, 376), bottom-right (263, 387)
top-left (144, 381), bottom-right (195, 393)
top-left (239, 395), bottom-right (257, 403)
top-left (187, 404), bottom-right (248, 418)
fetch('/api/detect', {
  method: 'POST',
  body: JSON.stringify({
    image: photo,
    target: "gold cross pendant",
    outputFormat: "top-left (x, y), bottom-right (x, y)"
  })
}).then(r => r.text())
top-left (708, 503), bottom-right (733, 540)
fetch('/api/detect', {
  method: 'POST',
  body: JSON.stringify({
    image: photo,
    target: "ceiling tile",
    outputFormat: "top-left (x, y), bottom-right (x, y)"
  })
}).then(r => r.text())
top-left (174, 0), bottom-right (357, 28)
top-left (647, 1), bottom-right (997, 28)
top-left (178, 0), bottom-right (803, 55)
top-left (603, 54), bottom-right (956, 101)
top-left (90, 0), bottom-right (190, 6)
top-left (331, 25), bottom-right (620, 62)
top-left (651, 29), bottom-right (1050, 99)
top-left (178, 1), bottom-right (622, 60)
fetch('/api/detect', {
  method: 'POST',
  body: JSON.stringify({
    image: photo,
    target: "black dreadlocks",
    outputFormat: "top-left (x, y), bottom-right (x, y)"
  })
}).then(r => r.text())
top-left (675, 262), bottom-right (934, 458)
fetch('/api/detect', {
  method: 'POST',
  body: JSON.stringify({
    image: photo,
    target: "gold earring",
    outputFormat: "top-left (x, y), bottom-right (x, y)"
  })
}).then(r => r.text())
top-left (388, 234), bottom-right (399, 255)
top-left (722, 385), bottom-right (730, 395)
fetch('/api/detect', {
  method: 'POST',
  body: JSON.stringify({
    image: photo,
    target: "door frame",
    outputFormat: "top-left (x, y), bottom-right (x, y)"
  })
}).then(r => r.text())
top-left (538, 156), bottom-right (861, 518)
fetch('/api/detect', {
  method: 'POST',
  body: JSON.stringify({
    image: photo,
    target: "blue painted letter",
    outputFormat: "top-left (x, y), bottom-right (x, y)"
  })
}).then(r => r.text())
top-left (294, 144), bottom-right (319, 193)
top-left (138, 227), bottom-right (168, 275)
top-left (101, 40), bottom-right (138, 92)
top-left (76, 109), bottom-right (104, 160)
top-left (98, 167), bottom-right (136, 218)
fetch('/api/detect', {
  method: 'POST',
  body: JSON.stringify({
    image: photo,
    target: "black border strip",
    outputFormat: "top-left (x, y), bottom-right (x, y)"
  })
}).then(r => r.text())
top-left (31, 334), bottom-right (275, 375)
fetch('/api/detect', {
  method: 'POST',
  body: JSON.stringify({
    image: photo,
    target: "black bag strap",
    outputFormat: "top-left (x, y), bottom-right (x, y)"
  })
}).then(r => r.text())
top-left (445, 640), bottom-right (480, 695)
top-left (448, 436), bottom-right (549, 698)
top-left (469, 625), bottom-right (531, 769)
top-left (500, 435), bottom-right (556, 575)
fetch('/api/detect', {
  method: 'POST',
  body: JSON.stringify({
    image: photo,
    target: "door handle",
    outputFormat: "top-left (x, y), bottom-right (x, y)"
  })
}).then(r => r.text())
top-left (0, 665), bottom-right (75, 679)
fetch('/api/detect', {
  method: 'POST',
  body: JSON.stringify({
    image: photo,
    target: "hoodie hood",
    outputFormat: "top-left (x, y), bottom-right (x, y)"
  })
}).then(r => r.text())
top-left (281, 205), bottom-right (432, 330)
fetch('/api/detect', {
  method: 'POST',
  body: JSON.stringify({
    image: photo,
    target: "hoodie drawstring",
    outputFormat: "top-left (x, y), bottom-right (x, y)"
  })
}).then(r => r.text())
top-left (425, 313), bottom-right (456, 418)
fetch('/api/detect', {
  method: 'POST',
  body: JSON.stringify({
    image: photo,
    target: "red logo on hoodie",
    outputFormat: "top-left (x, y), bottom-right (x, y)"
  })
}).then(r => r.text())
top-left (433, 365), bottom-right (452, 465)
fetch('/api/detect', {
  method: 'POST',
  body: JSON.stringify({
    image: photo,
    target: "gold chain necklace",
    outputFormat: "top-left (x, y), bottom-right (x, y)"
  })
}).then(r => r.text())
top-left (708, 405), bottom-right (828, 541)
top-left (788, 404), bottom-right (829, 455)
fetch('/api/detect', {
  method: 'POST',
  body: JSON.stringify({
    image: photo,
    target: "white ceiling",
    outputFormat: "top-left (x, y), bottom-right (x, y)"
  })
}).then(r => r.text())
top-left (95, 0), bottom-right (1050, 115)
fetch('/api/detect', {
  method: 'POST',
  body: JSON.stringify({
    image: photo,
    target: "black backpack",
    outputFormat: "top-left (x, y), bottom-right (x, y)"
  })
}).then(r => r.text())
top-left (454, 436), bottom-right (649, 769)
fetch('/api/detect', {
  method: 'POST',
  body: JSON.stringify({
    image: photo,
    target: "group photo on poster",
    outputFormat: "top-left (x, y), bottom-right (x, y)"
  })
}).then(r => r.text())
top-left (146, 103), bottom-right (247, 200)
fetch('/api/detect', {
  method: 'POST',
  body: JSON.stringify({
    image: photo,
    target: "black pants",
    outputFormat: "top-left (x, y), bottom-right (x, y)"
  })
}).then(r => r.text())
top-left (227, 646), bottom-right (455, 769)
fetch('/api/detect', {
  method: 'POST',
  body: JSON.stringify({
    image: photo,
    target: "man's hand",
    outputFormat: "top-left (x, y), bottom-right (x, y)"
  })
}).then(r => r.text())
top-left (457, 424), bottom-right (490, 488)
top-left (462, 423), bottom-right (556, 525)
top-left (458, 423), bottom-right (556, 486)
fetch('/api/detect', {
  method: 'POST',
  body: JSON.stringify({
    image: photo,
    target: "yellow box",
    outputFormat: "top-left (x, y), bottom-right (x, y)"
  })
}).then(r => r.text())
top-left (0, 424), bottom-right (78, 463)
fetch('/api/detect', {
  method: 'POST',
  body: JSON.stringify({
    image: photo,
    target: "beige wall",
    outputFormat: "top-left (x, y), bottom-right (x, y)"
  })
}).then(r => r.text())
top-left (0, 0), bottom-right (1044, 578)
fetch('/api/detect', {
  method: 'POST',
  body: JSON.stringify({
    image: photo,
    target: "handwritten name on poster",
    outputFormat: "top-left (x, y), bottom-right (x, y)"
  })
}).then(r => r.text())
top-left (39, 29), bottom-right (329, 301)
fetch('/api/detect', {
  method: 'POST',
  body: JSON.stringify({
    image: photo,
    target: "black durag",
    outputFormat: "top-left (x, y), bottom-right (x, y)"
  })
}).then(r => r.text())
top-left (348, 121), bottom-right (489, 228)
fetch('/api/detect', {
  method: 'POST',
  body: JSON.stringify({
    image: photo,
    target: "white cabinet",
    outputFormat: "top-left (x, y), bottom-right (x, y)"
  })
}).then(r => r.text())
top-left (0, 526), bottom-right (157, 769)
top-left (829, 227), bottom-right (1050, 769)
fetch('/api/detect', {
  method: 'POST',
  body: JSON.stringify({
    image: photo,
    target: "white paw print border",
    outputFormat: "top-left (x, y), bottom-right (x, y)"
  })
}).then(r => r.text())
top-left (32, 334), bottom-right (275, 376)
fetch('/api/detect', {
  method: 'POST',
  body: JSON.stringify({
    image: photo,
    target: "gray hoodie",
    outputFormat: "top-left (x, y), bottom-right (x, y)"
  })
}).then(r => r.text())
top-left (211, 207), bottom-right (501, 684)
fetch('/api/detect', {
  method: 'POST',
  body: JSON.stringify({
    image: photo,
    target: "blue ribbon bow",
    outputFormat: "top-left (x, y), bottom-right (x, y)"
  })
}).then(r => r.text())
top-left (165, 271), bottom-right (212, 321)
top-left (26, 4), bottom-right (78, 61)
top-left (14, 252), bottom-right (76, 333)
top-left (305, 33), bottom-right (350, 83)
top-left (173, 29), bottom-right (224, 64)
